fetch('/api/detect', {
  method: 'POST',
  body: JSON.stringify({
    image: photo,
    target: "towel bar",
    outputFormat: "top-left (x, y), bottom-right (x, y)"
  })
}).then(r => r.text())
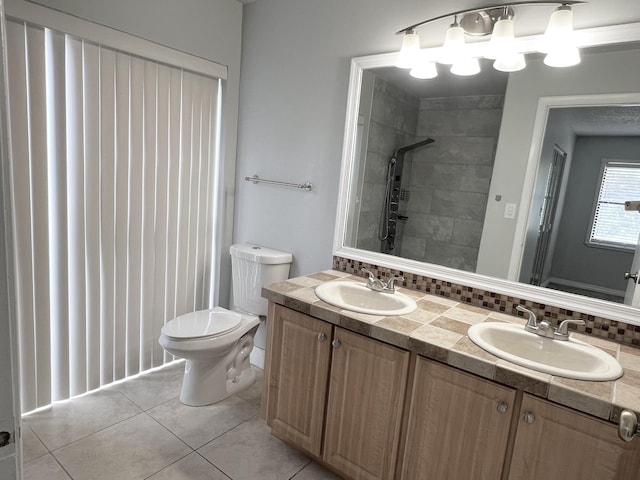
top-left (244, 174), bottom-right (312, 192)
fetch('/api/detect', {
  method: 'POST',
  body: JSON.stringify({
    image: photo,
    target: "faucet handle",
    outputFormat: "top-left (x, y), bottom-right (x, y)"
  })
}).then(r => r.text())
top-left (516, 305), bottom-right (538, 331)
top-left (555, 319), bottom-right (586, 338)
top-left (385, 276), bottom-right (404, 291)
top-left (361, 268), bottom-right (376, 281)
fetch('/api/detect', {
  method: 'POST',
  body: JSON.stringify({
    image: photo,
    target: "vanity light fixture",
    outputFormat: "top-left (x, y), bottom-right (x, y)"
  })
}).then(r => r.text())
top-left (410, 50), bottom-right (438, 79)
top-left (395, 1), bottom-right (585, 78)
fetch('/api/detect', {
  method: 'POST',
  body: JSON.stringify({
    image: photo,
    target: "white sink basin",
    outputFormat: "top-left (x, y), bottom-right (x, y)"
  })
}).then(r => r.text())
top-left (467, 322), bottom-right (623, 381)
top-left (315, 281), bottom-right (417, 316)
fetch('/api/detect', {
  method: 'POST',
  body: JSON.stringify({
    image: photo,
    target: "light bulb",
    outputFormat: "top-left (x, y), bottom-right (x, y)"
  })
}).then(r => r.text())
top-left (493, 52), bottom-right (526, 72)
top-left (410, 51), bottom-right (438, 79)
top-left (396, 30), bottom-right (421, 69)
top-left (439, 22), bottom-right (466, 65)
top-left (541, 5), bottom-right (576, 54)
top-left (451, 57), bottom-right (481, 76)
top-left (486, 17), bottom-right (516, 60)
top-left (544, 46), bottom-right (581, 67)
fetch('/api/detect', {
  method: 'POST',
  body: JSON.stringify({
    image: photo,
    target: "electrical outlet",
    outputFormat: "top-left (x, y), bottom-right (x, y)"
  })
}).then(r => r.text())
top-left (504, 203), bottom-right (517, 219)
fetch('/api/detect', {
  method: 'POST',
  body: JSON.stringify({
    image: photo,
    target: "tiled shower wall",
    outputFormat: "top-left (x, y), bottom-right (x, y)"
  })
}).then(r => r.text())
top-left (333, 256), bottom-right (640, 348)
top-left (355, 75), bottom-right (419, 252)
top-left (401, 95), bottom-right (504, 271)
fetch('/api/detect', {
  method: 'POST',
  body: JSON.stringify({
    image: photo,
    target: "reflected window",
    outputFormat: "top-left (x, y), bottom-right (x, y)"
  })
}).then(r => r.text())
top-left (588, 161), bottom-right (640, 250)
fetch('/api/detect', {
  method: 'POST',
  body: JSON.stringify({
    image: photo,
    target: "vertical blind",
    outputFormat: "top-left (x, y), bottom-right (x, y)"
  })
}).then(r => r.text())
top-left (6, 18), bottom-right (220, 412)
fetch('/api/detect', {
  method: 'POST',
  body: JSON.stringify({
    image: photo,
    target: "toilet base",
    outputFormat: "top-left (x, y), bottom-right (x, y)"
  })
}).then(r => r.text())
top-left (179, 361), bottom-right (256, 406)
top-left (178, 326), bottom-right (259, 406)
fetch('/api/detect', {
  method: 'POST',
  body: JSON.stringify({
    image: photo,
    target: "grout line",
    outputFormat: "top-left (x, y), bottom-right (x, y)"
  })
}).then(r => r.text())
top-left (141, 450), bottom-right (194, 480)
top-left (194, 451), bottom-right (233, 480)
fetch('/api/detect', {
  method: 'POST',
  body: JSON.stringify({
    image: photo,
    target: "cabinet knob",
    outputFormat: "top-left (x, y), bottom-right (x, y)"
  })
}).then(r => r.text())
top-left (332, 339), bottom-right (341, 348)
top-left (496, 401), bottom-right (509, 414)
top-left (522, 411), bottom-right (535, 424)
top-left (318, 332), bottom-right (327, 343)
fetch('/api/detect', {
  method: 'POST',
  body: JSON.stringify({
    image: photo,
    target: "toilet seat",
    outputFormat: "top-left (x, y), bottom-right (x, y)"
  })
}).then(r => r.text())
top-left (161, 308), bottom-right (242, 340)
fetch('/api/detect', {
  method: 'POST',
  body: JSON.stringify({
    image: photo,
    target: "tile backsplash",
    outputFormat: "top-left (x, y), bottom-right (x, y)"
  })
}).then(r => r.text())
top-left (334, 256), bottom-right (640, 348)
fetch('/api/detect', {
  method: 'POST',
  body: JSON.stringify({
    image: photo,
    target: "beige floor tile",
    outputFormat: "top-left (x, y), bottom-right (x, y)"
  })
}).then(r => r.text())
top-left (24, 390), bottom-right (142, 450)
top-left (148, 395), bottom-right (258, 449)
top-left (147, 453), bottom-right (229, 480)
top-left (291, 461), bottom-right (342, 480)
top-left (22, 425), bottom-right (48, 463)
top-left (235, 367), bottom-right (263, 408)
top-left (23, 453), bottom-right (71, 480)
top-left (53, 413), bottom-right (191, 480)
top-left (109, 361), bottom-right (185, 410)
top-left (198, 416), bottom-right (310, 480)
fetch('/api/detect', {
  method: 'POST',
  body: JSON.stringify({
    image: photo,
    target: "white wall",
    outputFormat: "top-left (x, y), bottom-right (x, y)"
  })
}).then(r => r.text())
top-left (477, 48), bottom-right (640, 279)
top-left (518, 111), bottom-right (576, 283)
top-left (236, 0), bottom-right (640, 279)
top-left (551, 136), bottom-right (640, 291)
top-left (18, 0), bottom-right (244, 307)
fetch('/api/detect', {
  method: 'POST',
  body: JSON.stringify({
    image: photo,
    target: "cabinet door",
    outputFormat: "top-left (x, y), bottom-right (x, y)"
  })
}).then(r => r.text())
top-left (399, 357), bottom-right (516, 480)
top-left (323, 327), bottom-right (410, 480)
top-left (265, 304), bottom-right (333, 456)
top-left (509, 394), bottom-right (640, 480)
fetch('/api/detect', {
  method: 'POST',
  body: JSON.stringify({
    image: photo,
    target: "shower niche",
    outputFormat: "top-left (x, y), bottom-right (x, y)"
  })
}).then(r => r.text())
top-left (351, 69), bottom-right (504, 272)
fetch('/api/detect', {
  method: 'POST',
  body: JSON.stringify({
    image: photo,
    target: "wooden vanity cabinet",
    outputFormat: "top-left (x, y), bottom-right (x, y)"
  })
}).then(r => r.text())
top-left (398, 357), bottom-right (516, 480)
top-left (508, 394), bottom-right (640, 480)
top-left (263, 303), bottom-right (410, 480)
top-left (263, 301), bottom-right (640, 480)
top-left (324, 327), bottom-right (409, 480)
top-left (263, 304), bottom-right (332, 456)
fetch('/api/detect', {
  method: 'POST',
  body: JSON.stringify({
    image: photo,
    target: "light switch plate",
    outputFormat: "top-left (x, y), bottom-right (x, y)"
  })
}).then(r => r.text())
top-left (504, 203), bottom-right (517, 219)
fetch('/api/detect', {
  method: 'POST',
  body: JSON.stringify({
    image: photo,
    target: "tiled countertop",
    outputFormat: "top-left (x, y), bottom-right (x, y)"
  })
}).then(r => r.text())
top-left (262, 270), bottom-right (640, 424)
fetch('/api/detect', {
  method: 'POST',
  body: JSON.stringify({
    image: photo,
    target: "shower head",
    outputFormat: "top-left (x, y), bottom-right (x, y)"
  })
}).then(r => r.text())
top-left (394, 137), bottom-right (435, 156)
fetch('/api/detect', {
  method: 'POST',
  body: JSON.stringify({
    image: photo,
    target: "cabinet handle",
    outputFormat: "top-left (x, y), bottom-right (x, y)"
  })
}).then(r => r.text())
top-left (318, 332), bottom-right (327, 343)
top-left (619, 410), bottom-right (640, 442)
top-left (522, 411), bottom-right (535, 424)
top-left (332, 339), bottom-right (341, 348)
top-left (496, 401), bottom-right (509, 414)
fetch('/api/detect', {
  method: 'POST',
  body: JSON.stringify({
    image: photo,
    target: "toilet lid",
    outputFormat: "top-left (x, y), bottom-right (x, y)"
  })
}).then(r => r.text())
top-left (161, 308), bottom-right (242, 340)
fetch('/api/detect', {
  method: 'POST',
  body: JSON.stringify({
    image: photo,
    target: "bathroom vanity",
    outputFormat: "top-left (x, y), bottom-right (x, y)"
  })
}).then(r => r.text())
top-left (261, 271), bottom-right (640, 480)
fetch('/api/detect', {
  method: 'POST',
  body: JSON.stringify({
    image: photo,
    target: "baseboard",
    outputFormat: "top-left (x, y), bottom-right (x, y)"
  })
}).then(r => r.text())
top-left (544, 277), bottom-right (624, 298)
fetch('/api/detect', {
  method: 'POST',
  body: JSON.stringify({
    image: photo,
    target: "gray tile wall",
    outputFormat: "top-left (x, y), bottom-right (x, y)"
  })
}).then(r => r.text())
top-left (401, 95), bottom-right (504, 271)
top-left (356, 75), bottom-right (419, 252)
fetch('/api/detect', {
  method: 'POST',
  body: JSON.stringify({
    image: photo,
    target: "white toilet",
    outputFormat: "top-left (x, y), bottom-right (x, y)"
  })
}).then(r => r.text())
top-left (159, 244), bottom-right (292, 406)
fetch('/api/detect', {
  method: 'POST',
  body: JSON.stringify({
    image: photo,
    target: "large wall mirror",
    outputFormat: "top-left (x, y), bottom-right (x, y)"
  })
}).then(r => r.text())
top-left (334, 22), bottom-right (640, 325)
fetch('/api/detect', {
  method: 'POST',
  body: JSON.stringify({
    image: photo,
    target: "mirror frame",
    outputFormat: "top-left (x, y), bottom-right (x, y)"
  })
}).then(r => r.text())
top-left (334, 22), bottom-right (640, 325)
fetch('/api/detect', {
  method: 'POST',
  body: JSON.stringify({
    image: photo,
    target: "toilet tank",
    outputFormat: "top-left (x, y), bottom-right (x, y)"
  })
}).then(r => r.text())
top-left (230, 244), bottom-right (292, 316)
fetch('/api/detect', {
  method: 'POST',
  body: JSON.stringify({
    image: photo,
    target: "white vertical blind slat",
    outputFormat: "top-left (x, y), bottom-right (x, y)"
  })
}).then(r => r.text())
top-left (26, 25), bottom-right (52, 408)
top-left (186, 72), bottom-right (202, 311)
top-left (83, 41), bottom-right (101, 391)
top-left (203, 81), bottom-right (220, 306)
top-left (99, 47), bottom-right (116, 385)
top-left (8, 18), bottom-right (221, 410)
top-left (140, 60), bottom-right (157, 371)
top-left (165, 68), bottom-right (181, 331)
top-left (175, 72), bottom-right (193, 316)
top-left (44, 28), bottom-right (69, 402)
top-left (113, 51), bottom-right (130, 381)
top-left (196, 77), bottom-right (215, 307)
top-left (65, 34), bottom-right (87, 396)
top-left (126, 56), bottom-right (144, 376)
top-left (153, 64), bottom-right (170, 366)
top-left (7, 20), bottom-right (37, 412)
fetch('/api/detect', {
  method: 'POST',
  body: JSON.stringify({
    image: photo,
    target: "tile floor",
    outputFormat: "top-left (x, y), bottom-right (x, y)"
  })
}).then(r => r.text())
top-left (21, 362), bottom-right (341, 480)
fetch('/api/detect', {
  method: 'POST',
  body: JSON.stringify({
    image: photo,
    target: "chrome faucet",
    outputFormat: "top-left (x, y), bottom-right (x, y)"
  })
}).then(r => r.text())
top-left (361, 268), bottom-right (404, 293)
top-left (516, 305), bottom-right (585, 341)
